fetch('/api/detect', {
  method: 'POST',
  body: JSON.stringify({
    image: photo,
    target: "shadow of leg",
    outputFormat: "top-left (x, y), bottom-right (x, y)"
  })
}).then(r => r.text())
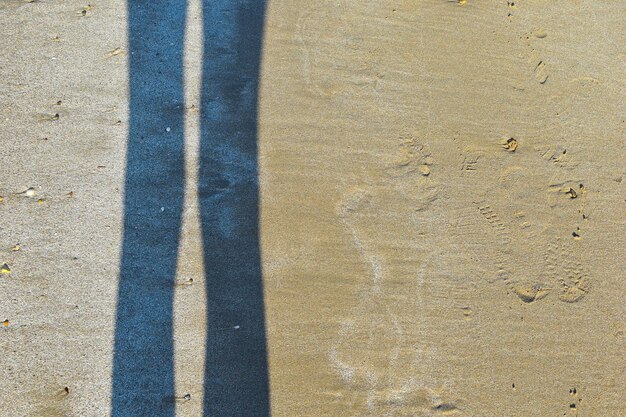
top-left (112, 1), bottom-right (187, 415)
top-left (199, 1), bottom-right (270, 416)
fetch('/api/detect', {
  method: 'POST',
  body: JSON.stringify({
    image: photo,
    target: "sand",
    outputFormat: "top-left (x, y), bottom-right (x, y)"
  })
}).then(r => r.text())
top-left (1, 0), bottom-right (624, 416)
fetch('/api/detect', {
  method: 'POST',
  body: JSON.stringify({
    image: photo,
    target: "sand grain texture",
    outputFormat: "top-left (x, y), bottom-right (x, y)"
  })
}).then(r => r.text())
top-left (1, 0), bottom-right (624, 416)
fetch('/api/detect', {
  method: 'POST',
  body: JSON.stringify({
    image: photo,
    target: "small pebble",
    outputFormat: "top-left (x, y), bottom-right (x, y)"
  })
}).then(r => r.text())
top-left (419, 164), bottom-right (431, 176)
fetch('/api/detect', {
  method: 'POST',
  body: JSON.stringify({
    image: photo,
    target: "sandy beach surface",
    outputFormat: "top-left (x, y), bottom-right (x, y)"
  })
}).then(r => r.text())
top-left (1, 0), bottom-right (624, 416)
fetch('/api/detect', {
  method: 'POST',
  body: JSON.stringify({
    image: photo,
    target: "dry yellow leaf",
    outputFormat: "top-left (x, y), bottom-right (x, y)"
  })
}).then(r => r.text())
top-left (566, 188), bottom-right (577, 199)
top-left (106, 48), bottom-right (125, 58)
top-left (503, 138), bottom-right (518, 152)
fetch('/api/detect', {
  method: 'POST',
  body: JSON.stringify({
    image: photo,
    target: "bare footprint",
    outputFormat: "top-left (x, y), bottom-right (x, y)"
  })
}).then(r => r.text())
top-left (332, 189), bottom-right (408, 413)
top-left (296, 2), bottom-right (383, 97)
top-left (383, 134), bottom-right (440, 211)
top-left (527, 42), bottom-right (550, 85)
top-left (329, 298), bottom-right (405, 414)
top-left (331, 177), bottom-right (444, 413)
top-left (329, 131), bottom-right (481, 413)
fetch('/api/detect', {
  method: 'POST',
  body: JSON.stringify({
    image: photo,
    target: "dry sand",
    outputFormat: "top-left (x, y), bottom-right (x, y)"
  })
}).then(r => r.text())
top-left (1, 0), bottom-right (624, 416)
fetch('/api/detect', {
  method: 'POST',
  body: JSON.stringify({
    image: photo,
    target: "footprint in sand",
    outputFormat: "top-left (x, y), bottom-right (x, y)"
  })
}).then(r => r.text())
top-left (296, 2), bottom-right (384, 97)
top-left (328, 136), bottom-right (468, 414)
top-left (327, 230), bottom-right (462, 415)
top-left (545, 236), bottom-right (590, 303)
top-left (331, 188), bottom-right (409, 414)
top-left (457, 139), bottom-right (590, 303)
top-left (524, 33), bottom-right (550, 85)
top-left (383, 134), bottom-right (440, 210)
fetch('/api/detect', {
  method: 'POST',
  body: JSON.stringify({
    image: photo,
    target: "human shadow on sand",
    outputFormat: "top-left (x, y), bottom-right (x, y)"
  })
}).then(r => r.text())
top-left (111, 1), bottom-right (269, 415)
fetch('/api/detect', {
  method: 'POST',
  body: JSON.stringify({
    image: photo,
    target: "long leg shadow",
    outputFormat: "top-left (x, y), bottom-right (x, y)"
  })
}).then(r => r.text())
top-left (111, 1), bottom-right (187, 416)
top-left (200, 1), bottom-right (269, 416)
top-left (112, 0), bottom-right (269, 416)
